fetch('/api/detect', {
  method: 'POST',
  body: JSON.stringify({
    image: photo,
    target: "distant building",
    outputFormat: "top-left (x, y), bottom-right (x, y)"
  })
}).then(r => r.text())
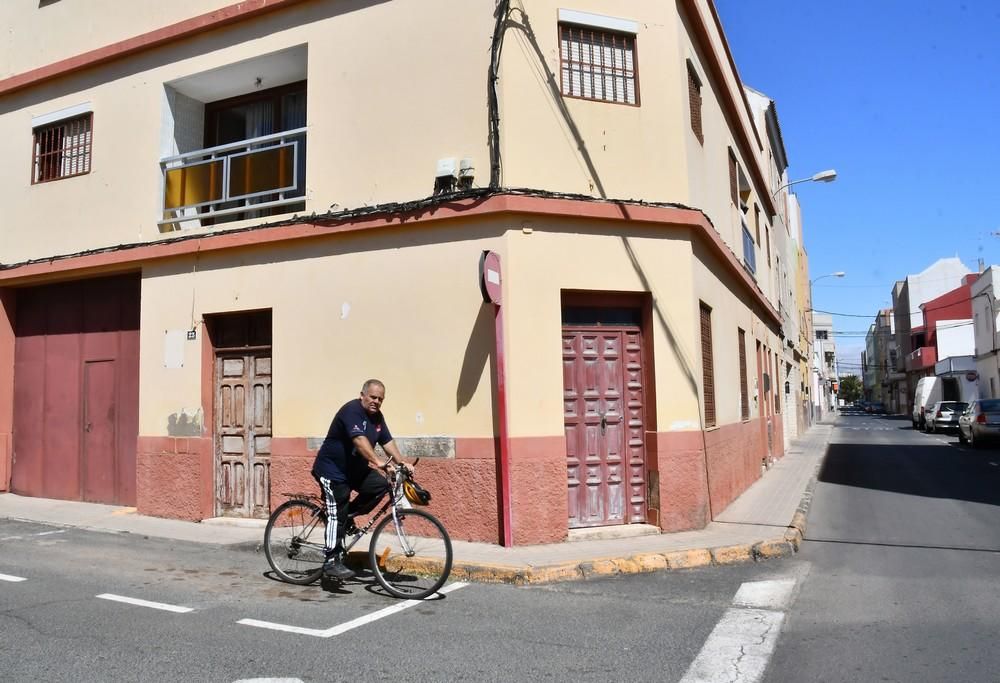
top-left (971, 267), bottom-right (999, 398)
top-left (892, 257), bottom-right (972, 414)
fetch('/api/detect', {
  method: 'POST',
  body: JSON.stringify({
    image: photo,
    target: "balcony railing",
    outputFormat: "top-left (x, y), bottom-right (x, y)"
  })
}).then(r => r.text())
top-left (905, 345), bottom-right (937, 372)
top-left (159, 127), bottom-right (306, 228)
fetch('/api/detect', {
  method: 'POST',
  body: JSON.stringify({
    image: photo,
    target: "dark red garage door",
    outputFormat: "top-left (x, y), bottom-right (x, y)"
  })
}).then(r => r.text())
top-left (12, 274), bottom-right (140, 505)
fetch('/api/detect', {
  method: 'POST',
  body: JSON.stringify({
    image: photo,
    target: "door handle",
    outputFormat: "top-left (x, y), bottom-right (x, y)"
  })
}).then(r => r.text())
top-left (600, 413), bottom-right (607, 434)
top-left (84, 423), bottom-right (92, 433)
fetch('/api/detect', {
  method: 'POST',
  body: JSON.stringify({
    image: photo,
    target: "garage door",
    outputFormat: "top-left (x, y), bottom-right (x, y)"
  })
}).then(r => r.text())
top-left (11, 274), bottom-right (140, 505)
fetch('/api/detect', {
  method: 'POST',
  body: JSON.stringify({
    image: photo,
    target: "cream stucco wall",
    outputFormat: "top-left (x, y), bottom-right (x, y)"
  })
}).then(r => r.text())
top-left (139, 217), bottom-right (508, 438)
top-left (2, 0), bottom-right (238, 76)
top-left (1, 0), bottom-right (493, 264)
top-left (504, 218), bottom-right (700, 436)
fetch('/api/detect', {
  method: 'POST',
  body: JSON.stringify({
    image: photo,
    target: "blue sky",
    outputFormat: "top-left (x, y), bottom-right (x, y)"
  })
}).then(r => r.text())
top-left (715, 1), bottom-right (1000, 374)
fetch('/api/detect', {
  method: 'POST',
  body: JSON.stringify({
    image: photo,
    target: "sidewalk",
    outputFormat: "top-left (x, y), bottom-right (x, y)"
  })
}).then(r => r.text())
top-left (0, 424), bottom-right (833, 585)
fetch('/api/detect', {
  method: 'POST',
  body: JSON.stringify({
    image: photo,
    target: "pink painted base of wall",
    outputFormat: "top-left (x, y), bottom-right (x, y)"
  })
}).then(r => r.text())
top-left (136, 437), bottom-right (213, 521)
top-left (134, 418), bottom-right (776, 544)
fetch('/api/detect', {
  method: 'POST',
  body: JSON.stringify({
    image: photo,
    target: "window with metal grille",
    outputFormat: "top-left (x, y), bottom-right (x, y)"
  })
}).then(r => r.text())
top-left (559, 24), bottom-right (638, 105)
top-left (700, 302), bottom-right (716, 428)
top-left (32, 113), bottom-right (92, 183)
top-left (738, 328), bottom-right (749, 421)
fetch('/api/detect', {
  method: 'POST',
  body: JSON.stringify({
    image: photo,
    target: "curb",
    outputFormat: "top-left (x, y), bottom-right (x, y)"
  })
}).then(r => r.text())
top-left (432, 427), bottom-right (830, 586)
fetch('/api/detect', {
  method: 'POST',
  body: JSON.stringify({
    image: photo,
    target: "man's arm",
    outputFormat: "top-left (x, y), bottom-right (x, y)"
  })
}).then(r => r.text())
top-left (350, 436), bottom-right (413, 474)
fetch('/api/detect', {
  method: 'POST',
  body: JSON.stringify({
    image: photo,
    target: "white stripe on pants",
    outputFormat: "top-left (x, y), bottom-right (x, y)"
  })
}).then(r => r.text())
top-left (317, 476), bottom-right (341, 554)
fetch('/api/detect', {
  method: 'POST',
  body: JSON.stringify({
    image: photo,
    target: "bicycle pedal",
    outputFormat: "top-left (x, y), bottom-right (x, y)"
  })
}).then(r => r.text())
top-left (377, 546), bottom-right (391, 569)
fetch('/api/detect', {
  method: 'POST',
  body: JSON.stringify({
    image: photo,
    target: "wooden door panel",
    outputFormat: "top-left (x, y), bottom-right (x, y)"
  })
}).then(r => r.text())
top-left (82, 360), bottom-right (117, 503)
top-left (564, 326), bottom-right (644, 528)
top-left (215, 347), bottom-right (271, 518)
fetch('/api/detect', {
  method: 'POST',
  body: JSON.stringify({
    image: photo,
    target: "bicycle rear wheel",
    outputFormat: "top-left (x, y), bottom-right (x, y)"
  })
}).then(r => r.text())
top-left (264, 499), bottom-right (327, 585)
top-left (368, 508), bottom-right (453, 599)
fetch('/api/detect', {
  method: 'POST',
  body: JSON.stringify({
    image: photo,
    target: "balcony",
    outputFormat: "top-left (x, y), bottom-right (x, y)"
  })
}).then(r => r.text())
top-left (159, 128), bottom-right (306, 230)
top-left (905, 346), bottom-right (937, 372)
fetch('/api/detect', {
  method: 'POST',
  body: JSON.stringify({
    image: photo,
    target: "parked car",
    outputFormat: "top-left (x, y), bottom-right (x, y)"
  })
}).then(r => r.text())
top-left (869, 402), bottom-right (886, 414)
top-left (924, 401), bottom-right (967, 433)
top-left (958, 399), bottom-right (1000, 447)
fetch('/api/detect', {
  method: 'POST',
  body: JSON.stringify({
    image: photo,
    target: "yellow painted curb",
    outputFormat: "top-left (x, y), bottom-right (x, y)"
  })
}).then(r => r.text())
top-left (664, 548), bottom-right (713, 569)
top-left (632, 552), bottom-right (669, 572)
top-left (710, 544), bottom-right (754, 565)
top-left (753, 539), bottom-right (795, 559)
top-left (579, 558), bottom-right (619, 578)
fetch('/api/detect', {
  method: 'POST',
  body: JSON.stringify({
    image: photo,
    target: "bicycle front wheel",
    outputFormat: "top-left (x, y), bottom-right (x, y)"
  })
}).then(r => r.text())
top-left (264, 499), bottom-right (327, 585)
top-left (369, 508), bottom-right (453, 599)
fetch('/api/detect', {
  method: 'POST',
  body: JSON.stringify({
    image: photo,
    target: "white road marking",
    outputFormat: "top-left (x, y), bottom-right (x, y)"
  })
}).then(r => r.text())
top-left (233, 679), bottom-right (304, 683)
top-left (96, 593), bottom-right (194, 613)
top-left (681, 577), bottom-right (802, 683)
top-left (1, 529), bottom-right (68, 542)
top-left (732, 579), bottom-right (796, 610)
top-left (238, 581), bottom-right (469, 638)
top-left (0, 573), bottom-right (27, 582)
top-left (679, 607), bottom-right (785, 683)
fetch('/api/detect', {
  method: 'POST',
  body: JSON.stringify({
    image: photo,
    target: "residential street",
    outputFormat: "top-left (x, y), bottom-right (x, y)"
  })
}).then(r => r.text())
top-left (767, 408), bottom-right (1000, 682)
top-left (3, 410), bottom-right (999, 682)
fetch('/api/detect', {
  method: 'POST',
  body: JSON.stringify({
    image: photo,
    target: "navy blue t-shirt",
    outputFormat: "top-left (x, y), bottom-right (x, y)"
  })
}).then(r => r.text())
top-left (312, 399), bottom-right (393, 482)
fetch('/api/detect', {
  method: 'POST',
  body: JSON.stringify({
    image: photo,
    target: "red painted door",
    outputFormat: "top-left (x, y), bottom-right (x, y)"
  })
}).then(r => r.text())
top-left (563, 328), bottom-right (646, 528)
top-left (83, 360), bottom-right (117, 502)
top-left (11, 275), bottom-right (139, 505)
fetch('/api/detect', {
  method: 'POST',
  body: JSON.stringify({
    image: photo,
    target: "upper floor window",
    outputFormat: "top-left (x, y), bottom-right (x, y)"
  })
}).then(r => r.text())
top-left (687, 60), bottom-right (703, 143)
top-left (742, 222), bottom-right (756, 275)
top-left (32, 112), bottom-right (92, 184)
top-left (559, 23), bottom-right (638, 105)
top-left (816, 330), bottom-right (828, 340)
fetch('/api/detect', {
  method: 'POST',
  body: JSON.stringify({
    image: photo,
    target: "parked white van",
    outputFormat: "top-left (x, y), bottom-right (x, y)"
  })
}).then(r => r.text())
top-left (912, 377), bottom-right (942, 429)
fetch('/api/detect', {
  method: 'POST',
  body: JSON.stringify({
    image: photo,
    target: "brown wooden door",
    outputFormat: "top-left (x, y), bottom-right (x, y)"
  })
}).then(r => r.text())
top-left (216, 353), bottom-right (272, 518)
top-left (563, 328), bottom-right (646, 528)
top-left (82, 359), bottom-right (117, 502)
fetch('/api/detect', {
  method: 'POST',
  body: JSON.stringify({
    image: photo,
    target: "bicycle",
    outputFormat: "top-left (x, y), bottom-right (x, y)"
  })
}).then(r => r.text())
top-left (263, 459), bottom-right (453, 600)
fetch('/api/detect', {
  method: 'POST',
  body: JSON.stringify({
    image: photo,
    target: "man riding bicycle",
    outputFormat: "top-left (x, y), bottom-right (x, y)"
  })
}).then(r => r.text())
top-left (311, 379), bottom-right (412, 580)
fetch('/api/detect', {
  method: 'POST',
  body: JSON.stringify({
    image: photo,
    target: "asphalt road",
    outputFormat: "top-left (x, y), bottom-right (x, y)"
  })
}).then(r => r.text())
top-left (4, 411), bottom-right (999, 682)
top-left (0, 515), bottom-right (801, 682)
top-left (765, 409), bottom-right (1000, 682)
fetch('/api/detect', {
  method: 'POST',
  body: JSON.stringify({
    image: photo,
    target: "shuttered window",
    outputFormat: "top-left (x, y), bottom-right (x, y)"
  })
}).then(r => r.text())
top-left (559, 24), bottom-right (638, 105)
top-left (774, 353), bottom-right (781, 413)
top-left (687, 60), bottom-right (703, 143)
top-left (738, 328), bottom-right (749, 421)
top-left (728, 149), bottom-right (738, 205)
top-left (700, 302), bottom-right (716, 428)
top-left (32, 113), bottom-right (92, 183)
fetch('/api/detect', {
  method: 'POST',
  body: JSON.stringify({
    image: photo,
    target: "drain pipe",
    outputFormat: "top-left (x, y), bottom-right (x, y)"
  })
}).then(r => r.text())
top-left (480, 250), bottom-right (512, 546)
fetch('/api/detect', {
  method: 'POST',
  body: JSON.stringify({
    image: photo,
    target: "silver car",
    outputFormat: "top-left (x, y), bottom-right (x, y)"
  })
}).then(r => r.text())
top-left (958, 399), bottom-right (1000, 447)
top-left (925, 401), bottom-right (967, 433)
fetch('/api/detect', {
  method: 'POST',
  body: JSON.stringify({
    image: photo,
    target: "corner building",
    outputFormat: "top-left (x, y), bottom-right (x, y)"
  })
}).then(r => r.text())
top-left (0, 0), bottom-right (803, 545)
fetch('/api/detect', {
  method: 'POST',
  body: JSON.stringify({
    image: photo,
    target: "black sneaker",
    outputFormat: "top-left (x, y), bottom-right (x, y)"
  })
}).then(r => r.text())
top-left (323, 555), bottom-right (355, 580)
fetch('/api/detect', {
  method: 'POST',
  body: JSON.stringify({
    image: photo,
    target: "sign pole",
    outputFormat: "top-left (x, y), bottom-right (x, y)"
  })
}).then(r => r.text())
top-left (480, 251), bottom-right (513, 547)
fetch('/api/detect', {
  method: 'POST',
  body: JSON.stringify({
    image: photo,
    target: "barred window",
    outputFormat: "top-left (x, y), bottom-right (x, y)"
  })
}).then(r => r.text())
top-left (559, 24), bottom-right (638, 105)
top-left (32, 113), bottom-right (92, 184)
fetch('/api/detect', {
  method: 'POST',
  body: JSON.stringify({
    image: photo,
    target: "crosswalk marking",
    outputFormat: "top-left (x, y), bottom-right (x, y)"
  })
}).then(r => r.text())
top-left (238, 581), bottom-right (469, 638)
top-left (680, 577), bottom-right (798, 683)
top-left (96, 593), bottom-right (194, 613)
top-left (0, 573), bottom-right (27, 582)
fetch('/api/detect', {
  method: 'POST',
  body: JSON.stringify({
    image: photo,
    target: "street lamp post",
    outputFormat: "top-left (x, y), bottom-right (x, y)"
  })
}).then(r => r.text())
top-left (810, 271), bottom-right (846, 421)
top-left (773, 169), bottom-right (838, 198)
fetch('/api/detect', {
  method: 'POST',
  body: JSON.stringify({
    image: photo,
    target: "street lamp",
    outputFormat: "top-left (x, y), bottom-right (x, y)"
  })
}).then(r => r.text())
top-left (773, 169), bottom-right (838, 198)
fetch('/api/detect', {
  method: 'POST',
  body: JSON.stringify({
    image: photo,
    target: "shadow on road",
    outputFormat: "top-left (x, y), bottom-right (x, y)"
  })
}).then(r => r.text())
top-left (818, 442), bottom-right (1000, 506)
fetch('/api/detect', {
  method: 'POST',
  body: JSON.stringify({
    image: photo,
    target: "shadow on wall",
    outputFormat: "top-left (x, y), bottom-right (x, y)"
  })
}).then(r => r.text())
top-left (505, 7), bottom-right (702, 414)
top-left (167, 410), bottom-right (203, 437)
top-left (818, 442), bottom-right (1000, 507)
top-left (456, 304), bottom-right (499, 432)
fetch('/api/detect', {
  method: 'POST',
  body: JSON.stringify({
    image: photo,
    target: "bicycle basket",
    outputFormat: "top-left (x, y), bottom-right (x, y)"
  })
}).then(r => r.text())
top-left (402, 479), bottom-right (432, 506)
